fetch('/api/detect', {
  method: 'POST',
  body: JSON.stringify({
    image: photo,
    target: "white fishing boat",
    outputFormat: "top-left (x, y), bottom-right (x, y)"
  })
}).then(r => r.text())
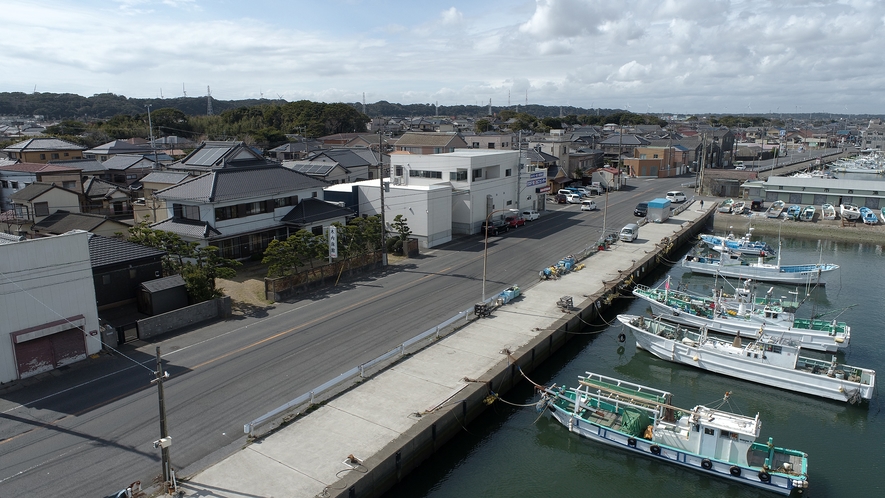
top-left (632, 278), bottom-right (850, 352)
top-left (538, 372), bottom-right (810, 495)
top-left (618, 315), bottom-right (875, 404)
top-left (766, 200), bottom-right (785, 218)
top-left (717, 198), bottom-right (735, 213)
top-left (682, 246), bottom-right (839, 286)
top-left (800, 205), bottom-right (815, 222)
top-left (840, 204), bottom-right (861, 221)
top-left (699, 228), bottom-right (775, 257)
top-left (821, 203), bottom-right (837, 220)
top-left (731, 200), bottom-right (747, 215)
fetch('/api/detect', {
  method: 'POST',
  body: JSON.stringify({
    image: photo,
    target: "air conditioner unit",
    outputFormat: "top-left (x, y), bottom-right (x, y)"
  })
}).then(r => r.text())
top-left (392, 177), bottom-right (402, 185)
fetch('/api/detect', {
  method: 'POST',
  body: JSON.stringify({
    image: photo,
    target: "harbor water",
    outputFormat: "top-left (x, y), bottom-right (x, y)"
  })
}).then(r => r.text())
top-left (385, 236), bottom-right (883, 498)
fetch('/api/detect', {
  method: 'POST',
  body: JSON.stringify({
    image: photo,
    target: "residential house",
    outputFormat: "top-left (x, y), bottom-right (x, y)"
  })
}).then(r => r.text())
top-left (48, 158), bottom-right (106, 184)
top-left (268, 141), bottom-right (325, 160)
top-left (133, 171), bottom-right (189, 223)
top-left (393, 132), bottom-right (468, 154)
top-left (88, 234), bottom-right (166, 310)
top-left (84, 139), bottom-right (151, 161)
top-left (317, 133), bottom-right (366, 147)
top-left (152, 164), bottom-right (331, 259)
top-left (463, 132), bottom-right (516, 150)
top-left (300, 148), bottom-right (376, 181)
top-left (102, 154), bottom-right (157, 187)
top-left (2, 137), bottom-right (86, 163)
top-left (33, 210), bottom-right (131, 239)
top-left (166, 141), bottom-right (274, 175)
top-left (279, 197), bottom-right (356, 234)
top-left (9, 182), bottom-right (82, 227)
top-left (623, 146), bottom-right (684, 178)
top-left (0, 230), bottom-right (102, 383)
top-left (82, 177), bottom-right (132, 218)
top-left (282, 161), bottom-right (353, 185)
top-left (0, 162), bottom-right (82, 212)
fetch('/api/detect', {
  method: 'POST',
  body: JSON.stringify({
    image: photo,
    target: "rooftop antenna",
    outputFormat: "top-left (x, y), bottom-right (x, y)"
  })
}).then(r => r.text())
top-left (33, 84), bottom-right (36, 93)
top-left (160, 88), bottom-right (164, 99)
top-left (207, 86), bottom-right (213, 115)
top-left (525, 89), bottom-right (528, 107)
top-left (260, 88), bottom-right (264, 99)
top-left (362, 92), bottom-right (366, 114)
top-left (435, 101), bottom-right (439, 116)
top-left (182, 83), bottom-right (187, 97)
top-left (488, 98), bottom-right (492, 116)
top-left (508, 90), bottom-right (511, 108)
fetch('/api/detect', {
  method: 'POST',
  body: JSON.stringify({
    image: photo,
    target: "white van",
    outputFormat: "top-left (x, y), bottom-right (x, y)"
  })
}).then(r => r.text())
top-left (619, 223), bottom-right (639, 242)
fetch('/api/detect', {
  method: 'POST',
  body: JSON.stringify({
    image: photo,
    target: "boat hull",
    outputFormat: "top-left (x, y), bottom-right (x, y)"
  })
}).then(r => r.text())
top-left (545, 398), bottom-right (803, 495)
top-left (682, 256), bottom-right (838, 286)
top-left (626, 319), bottom-right (873, 402)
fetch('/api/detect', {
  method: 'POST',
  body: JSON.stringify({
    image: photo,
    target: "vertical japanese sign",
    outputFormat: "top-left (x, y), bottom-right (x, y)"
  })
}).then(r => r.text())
top-left (328, 225), bottom-right (338, 259)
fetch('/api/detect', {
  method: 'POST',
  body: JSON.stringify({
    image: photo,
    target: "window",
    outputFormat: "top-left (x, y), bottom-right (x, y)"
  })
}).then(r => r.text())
top-left (40, 154), bottom-right (46, 160)
top-left (505, 169), bottom-right (512, 176)
top-left (34, 202), bottom-right (50, 217)
top-left (472, 142), bottom-right (479, 148)
top-left (1, 181), bottom-right (7, 188)
top-left (312, 191), bottom-right (318, 197)
top-left (409, 170), bottom-right (442, 179)
top-left (472, 169), bottom-right (483, 180)
top-left (449, 171), bottom-right (468, 181)
top-left (12, 182), bottom-right (20, 189)
top-left (653, 154), bottom-right (659, 159)
top-left (245, 202), bottom-right (264, 215)
top-left (62, 181), bottom-right (76, 189)
top-left (173, 203), bottom-right (200, 220)
top-left (311, 225), bottom-right (323, 235)
top-left (395, 166), bottom-right (404, 176)
top-left (487, 143), bottom-right (495, 149)
top-left (275, 196), bottom-right (297, 208)
top-left (640, 154), bottom-right (647, 159)
top-left (126, 174), bottom-right (137, 180)
top-left (64, 152), bottom-right (69, 157)
top-left (51, 153), bottom-right (59, 159)
top-left (704, 428), bottom-right (715, 435)
top-left (215, 205), bottom-right (237, 221)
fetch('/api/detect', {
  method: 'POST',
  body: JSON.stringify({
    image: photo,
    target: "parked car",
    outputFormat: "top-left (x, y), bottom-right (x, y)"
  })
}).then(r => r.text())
top-left (504, 214), bottom-right (525, 228)
top-left (665, 191), bottom-right (687, 203)
top-left (565, 194), bottom-right (582, 204)
top-left (480, 219), bottom-right (508, 236)
top-left (580, 200), bottom-right (597, 211)
top-left (572, 187), bottom-right (591, 198)
top-left (521, 209), bottom-right (540, 221)
top-left (555, 193), bottom-right (567, 204)
top-left (634, 202), bottom-right (648, 217)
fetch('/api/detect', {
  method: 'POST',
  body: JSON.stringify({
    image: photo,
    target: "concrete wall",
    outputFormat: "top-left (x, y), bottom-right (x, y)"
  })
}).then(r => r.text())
top-left (137, 297), bottom-right (231, 340)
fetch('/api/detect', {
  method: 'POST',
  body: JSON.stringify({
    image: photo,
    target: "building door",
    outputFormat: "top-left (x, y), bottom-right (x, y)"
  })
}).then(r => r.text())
top-left (14, 328), bottom-right (87, 379)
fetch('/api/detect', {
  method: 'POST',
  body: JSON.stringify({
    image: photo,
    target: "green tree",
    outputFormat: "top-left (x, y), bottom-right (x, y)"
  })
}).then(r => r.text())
top-left (475, 119), bottom-right (492, 133)
top-left (127, 221), bottom-right (240, 302)
top-left (44, 120), bottom-right (87, 135)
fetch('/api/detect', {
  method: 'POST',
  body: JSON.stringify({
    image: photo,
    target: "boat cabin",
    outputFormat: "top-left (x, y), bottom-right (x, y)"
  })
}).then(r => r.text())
top-left (653, 404), bottom-right (761, 467)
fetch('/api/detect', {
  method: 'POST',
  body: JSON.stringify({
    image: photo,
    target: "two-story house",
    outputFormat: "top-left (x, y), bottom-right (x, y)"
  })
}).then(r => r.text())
top-left (102, 154), bottom-right (158, 186)
top-left (393, 132), bottom-right (468, 154)
top-left (152, 164), bottom-right (336, 259)
top-left (2, 137), bottom-right (86, 163)
top-left (9, 182), bottom-right (82, 227)
top-left (0, 162), bottom-right (82, 212)
top-left (83, 139), bottom-right (151, 161)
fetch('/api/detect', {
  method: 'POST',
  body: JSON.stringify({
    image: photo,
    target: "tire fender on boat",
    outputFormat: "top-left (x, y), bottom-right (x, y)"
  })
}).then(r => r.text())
top-left (701, 459), bottom-right (713, 470)
top-left (758, 471), bottom-right (771, 482)
top-left (650, 445), bottom-right (662, 456)
top-left (618, 333), bottom-right (626, 343)
top-left (730, 466), bottom-right (742, 477)
top-left (627, 438), bottom-right (637, 448)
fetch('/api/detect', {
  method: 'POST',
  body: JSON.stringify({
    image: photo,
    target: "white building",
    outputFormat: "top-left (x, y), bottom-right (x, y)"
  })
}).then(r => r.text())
top-left (0, 230), bottom-right (101, 383)
top-left (328, 150), bottom-right (522, 248)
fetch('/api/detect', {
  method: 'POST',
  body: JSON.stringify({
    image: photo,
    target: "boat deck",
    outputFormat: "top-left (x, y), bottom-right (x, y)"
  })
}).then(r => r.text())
top-left (747, 446), bottom-right (805, 475)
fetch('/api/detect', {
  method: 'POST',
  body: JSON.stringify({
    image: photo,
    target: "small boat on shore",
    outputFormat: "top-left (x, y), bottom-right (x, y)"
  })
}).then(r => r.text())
top-left (618, 314), bottom-right (875, 404)
top-left (840, 204), bottom-right (861, 221)
top-left (786, 205), bottom-right (802, 220)
top-left (538, 372), bottom-right (810, 495)
top-left (717, 198), bottom-right (735, 213)
top-left (800, 205), bottom-right (815, 221)
top-left (731, 200), bottom-right (747, 215)
top-left (766, 200), bottom-right (785, 218)
top-left (860, 206), bottom-right (879, 225)
top-left (821, 203), bottom-right (837, 220)
top-left (632, 279), bottom-right (850, 352)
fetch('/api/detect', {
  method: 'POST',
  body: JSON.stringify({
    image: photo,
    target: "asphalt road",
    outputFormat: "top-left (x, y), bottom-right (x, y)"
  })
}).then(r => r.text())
top-left (0, 175), bottom-right (695, 497)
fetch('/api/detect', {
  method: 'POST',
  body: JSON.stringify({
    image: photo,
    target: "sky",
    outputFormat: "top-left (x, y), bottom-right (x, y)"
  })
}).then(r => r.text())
top-left (2, 0), bottom-right (884, 115)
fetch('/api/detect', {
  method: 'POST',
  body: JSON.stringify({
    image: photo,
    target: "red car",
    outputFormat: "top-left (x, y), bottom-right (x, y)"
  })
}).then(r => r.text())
top-left (504, 215), bottom-right (526, 228)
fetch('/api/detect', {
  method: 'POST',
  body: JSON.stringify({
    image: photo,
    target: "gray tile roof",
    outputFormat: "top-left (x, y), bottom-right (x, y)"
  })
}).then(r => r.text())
top-left (170, 141), bottom-right (271, 171)
top-left (83, 177), bottom-right (126, 199)
top-left (140, 171), bottom-right (189, 185)
top-left (9, 182), bottom-right (56, 201)
top-left (48, 158), bottom-right (106, 174)
top-left (155, 165), bottom-right (329, 203)
top-left (283, 161), bottom-right (339, 176)
top-left (87, 233), bottom-right (165, 269)
top-left (140, 274), bottom-right (186, 293)
top-left (395, 132), bottom-right (467, 148)
top-left (33, 210), bottom-right (129, 235)
top-left (280, 198), bottom-right (354, 225)
top-left (102, 154), bottom-right (155, 170)
top-left (151, 217), bottom-right (222, 239)
top-left (84, 140), bottom-right (152, 155)
top-left (2, 137), bottom-right (86, 152)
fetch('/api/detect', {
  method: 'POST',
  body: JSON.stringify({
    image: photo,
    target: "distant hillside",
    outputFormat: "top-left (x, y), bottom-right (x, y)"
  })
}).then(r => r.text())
top-left (0, 92), bottom-right (612, 121)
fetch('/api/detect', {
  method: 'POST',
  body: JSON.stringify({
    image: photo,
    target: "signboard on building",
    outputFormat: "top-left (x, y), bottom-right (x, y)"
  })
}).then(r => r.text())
top-left (536, 186), bottom-right (551, 193)
top-left (328, 226), bottom-right (338, 259)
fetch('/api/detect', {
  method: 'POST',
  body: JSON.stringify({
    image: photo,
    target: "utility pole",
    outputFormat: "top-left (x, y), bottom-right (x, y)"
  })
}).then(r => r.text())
top-left (152, 347), bottom-right (172, 490)
top-left (378, 130), bottom-right (388, 266)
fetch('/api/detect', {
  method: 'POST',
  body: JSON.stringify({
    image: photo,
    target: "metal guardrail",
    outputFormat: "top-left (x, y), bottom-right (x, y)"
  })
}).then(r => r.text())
top-left (244, 308), bottom-right (473, 437)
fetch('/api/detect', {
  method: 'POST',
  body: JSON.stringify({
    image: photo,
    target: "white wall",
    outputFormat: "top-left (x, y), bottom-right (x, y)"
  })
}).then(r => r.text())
top-left (352, 181), bottom-right (452, 248)
top-left (0, 230), bottom-right (100, 383)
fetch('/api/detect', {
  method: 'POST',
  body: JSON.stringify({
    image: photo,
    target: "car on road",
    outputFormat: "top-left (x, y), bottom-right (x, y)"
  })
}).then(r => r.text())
top-left (480, 219), bottom-right (509, 236)
top-left (555, 193), bottom-right (567, 204)
top-left (665, 191), bottom-right (687, 203)
top-left (634, 202), bottom-right (648, 217)
top-left (580, 200), bottom-right (597, 211)
top-left (521, 209), bottom-right (540, 221)
top-left (504, 214), bottom-right (525, 228)
top-left (565, 194), bottom-right (582, 204)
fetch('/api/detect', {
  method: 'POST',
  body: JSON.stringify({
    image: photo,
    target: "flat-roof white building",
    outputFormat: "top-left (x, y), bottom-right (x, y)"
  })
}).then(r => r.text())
top-left (326, 150), bottom-right (522, 248)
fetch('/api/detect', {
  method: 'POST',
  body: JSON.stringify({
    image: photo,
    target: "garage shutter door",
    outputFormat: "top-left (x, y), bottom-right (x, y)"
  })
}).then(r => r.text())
top-left (15, 328), bottom-right (87, 379)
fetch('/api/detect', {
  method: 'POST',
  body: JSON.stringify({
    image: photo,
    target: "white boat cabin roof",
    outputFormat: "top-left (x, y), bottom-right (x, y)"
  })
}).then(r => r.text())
top-left (691, 405), bottom-right (761, 439)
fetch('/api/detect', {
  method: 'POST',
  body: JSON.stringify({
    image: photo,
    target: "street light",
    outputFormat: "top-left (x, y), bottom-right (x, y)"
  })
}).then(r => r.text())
top-left (481, 208), bottom-right (510, 303)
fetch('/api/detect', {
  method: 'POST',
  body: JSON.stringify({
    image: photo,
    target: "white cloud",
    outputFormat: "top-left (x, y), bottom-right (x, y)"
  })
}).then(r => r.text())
top-left (440, 7), bottom-right (464, 25)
